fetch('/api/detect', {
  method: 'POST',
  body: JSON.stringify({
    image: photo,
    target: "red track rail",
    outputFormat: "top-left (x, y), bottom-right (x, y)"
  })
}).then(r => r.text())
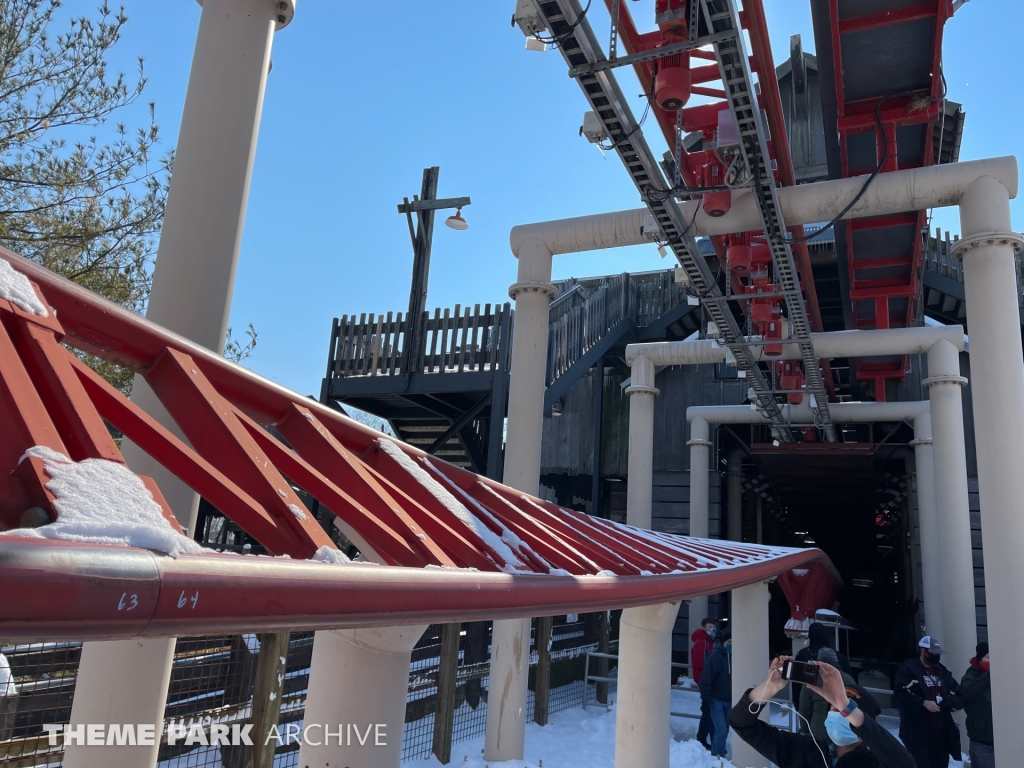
top-left (605, 0), bottom-right (835, 397)
top-left (0, 249), bottom-right (839, 638)
top-left (0, 536), bottom-right (830, 642)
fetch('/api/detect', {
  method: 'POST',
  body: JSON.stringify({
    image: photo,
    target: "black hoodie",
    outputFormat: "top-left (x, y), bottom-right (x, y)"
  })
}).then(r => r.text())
top-left (729, 690), bottom-right (916, 768)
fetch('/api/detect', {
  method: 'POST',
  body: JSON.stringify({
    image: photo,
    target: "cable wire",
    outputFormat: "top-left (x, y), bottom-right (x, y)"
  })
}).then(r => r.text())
top-left (784, 81), bottom-right (947, 245)
top-left (529, 0), bottom-right (593, 49)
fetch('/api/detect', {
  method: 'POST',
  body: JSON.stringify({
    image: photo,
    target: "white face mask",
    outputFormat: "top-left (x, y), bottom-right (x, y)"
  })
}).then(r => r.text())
top-left (824, 711), bottom-right (859, 747)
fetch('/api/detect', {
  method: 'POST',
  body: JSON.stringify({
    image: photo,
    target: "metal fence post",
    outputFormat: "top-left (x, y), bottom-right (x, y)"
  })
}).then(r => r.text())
top-left (244, 632), bottom-right (290, 768)
top-left (431, 623), bottom-right (462, 764)
top-left (534, 617), bottom-right (553, 726)
top-left (597, 611), bottom-right (610, 705)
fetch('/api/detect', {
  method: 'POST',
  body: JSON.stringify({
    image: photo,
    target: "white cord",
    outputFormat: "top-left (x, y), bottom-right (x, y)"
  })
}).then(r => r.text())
top-left (747, 667), bottom-right (830, 767)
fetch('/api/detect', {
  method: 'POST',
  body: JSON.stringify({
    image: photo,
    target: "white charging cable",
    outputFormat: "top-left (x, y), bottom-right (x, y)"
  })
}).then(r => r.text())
top-left (746, 665), bottom-right (830, 767)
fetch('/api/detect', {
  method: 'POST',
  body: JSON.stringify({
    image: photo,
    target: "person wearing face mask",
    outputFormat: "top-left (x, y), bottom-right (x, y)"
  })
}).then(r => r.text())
top-left (799, 647), bottom-right (858, 747)
top-left (698, 628), bottom-right (732, 758)
top-left (728, 656), bottom-right (915, 767)
top-left (960, 642), bottom-right (993, 768)
top-left (691, 618), bottom-right (718, 749)
top-left (894, 636), bottom-right (964, 768)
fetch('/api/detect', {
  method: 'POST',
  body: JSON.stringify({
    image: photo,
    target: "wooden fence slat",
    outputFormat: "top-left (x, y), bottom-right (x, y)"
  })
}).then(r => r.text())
top-left (450, 303), bottom-right (462, 372)
top-left (357, 313), bottom-right (369, 375)
top-left (428, 307), bottom-right (441, 372)
top-left (368, 314), bottom-right (382, 375)
top-left (440, 307), bottom-right (451, 372)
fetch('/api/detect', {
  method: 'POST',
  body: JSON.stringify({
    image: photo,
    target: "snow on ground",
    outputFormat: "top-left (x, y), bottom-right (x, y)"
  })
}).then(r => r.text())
top-left (5, 447), bottom-right (204, 557)
top-left (404, 688), bottom-right (737, 768)
top-left (0, 256), bottom-right (47, 315)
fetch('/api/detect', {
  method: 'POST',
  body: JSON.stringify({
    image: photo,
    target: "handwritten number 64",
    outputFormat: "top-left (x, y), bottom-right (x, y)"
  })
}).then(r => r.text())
top-left (177, 590), bottom-right (200, 609)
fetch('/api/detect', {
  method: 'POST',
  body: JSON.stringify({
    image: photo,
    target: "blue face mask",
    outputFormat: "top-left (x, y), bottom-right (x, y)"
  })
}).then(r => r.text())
top-left (707, 628), bottom-right (716, 638)
top-left (724, 641), bottom-right (732, 654)
top-left (824, 712), bottom-right (859, 747)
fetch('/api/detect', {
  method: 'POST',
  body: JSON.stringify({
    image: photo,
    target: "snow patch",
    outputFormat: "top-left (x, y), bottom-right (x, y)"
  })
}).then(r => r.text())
top-left (7, 447), bottom-right (203, 557)
top-left (377, 439), bottom-right (526, 572)
top-left (401, 693), bottom-right (738, 768)
top-left (288, 503), bottom-right (308, 520)
top-left (311, 545), bottom-right (351, 564)
top-left (596, 570), bottom-right (617, 577)
top-left (0, 258), bottom-right (47, 316)
top-left (424, 563), bottom-right (479, 572)
top-left (548, 568), bottom-right (572, 576)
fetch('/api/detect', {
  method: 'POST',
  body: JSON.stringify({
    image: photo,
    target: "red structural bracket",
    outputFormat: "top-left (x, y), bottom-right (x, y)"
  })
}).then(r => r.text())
top-left (819, 0), bottom-right (952, 397)
top-left (237, 404), bottom-right (432, 567)
top-left (144, 348), bottom-right (334, 558)
top-left (70, 355), bottom-right (290, 546)
top-left (12, 323), bottom-right (124, 465)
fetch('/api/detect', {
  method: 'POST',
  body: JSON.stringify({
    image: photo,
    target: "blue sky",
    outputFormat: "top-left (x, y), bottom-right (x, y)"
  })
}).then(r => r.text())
top-left (78, 0), bottom-right (1023, 396)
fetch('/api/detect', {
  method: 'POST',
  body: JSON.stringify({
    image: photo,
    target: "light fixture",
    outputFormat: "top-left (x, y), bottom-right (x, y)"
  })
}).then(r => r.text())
top-left (444, 208), bottom-right (468, 231)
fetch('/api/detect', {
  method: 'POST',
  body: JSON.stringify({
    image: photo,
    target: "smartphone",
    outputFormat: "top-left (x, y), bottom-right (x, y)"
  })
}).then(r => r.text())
top-left (782, 659), bottom-right (821, 686)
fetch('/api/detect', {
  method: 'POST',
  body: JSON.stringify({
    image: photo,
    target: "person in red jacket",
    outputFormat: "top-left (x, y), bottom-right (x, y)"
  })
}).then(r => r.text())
top-left (691, 618), bottom-right (717, 749)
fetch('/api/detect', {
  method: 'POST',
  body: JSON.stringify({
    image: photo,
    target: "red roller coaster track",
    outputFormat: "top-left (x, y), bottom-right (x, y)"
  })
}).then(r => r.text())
top-left (0, 249), bottom-right (837, 640)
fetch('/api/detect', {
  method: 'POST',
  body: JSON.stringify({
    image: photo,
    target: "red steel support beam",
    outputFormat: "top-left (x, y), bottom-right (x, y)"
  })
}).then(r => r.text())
top-left (233, 405), bottom-right (429, 567)
top-left (144, 348), bottom-right (335, 558)
top-left (70, 354), bottom-right (288, 544)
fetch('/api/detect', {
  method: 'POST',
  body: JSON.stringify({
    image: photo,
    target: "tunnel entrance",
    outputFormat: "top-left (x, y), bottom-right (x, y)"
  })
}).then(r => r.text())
top-left (724, 422), bottom-right (920, 672)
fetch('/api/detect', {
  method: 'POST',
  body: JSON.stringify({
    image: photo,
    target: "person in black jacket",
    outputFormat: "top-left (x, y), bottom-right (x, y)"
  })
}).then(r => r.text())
top-left (793, 622), bottom-right (853, 702)
top-left (894, 635), bottom-right (964, 768)
top-left (698, 629), bottom-right (732, 758)
top-left (961, 641), bottom-right (993, 768)
top-left (728, 656), bottom-right (916, 768)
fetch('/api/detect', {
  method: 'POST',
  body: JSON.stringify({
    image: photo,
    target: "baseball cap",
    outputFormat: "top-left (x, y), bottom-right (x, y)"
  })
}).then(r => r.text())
top-left (919, 636), bottom-right (944, 653)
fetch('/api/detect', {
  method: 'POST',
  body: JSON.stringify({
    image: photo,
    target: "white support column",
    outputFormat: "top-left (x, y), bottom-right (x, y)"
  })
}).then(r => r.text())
top-left (64, 4), bottom-right (290, 767)
top-left (614, 602), bottom-right (680, 768)
top-left (726, 449), bottom-right (744, 541)
top-left (687, 417), bottom-right (712, 639)
top-left (299, 625), bottom-right (427, 768)
top-left (956, 175), bottom-right (1024, 766)
top-left (910, 412), bottom-right (944, 640)
top-left (626, 354), bottom-right (659, 529)
top-left (484, 238), bottom-right (557, 761)
top-left (924, 340), bottom-right (976, 684)
top-left (502, 238), bottom-right (556, 496)
top-left (732, 581), bottom-right (770, 768)
top-left (483, 617), bottom-right (532, 761)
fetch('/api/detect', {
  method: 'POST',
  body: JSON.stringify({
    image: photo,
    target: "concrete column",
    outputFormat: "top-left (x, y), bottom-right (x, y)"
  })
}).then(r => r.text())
top-left (910, 412), bottom-right (944, 640)
top-left (732, 581), bottom-right (770, 768)
top-left (726, 449), bottom-right (744, 541)
top-left (483, 239), bottom-right (557, 760)
top-left (957, 175), bottom-right (1024, 766)
top-left (614, 602), bottom-right (680, 768)
top-left (299, 625), bottom-right (427, 768)
top-left (924, 340), bottom-right (976, 684)
top-left (483, 617), bottom-right (532, 761)
top-left (626, 354), bottom-right (659, 529)
top-left (502, 238), bottom-right (556, 496)
top-left (687, 417), bottom-right (712, 639)
top-left (64, 4), bottom-right (291, 767)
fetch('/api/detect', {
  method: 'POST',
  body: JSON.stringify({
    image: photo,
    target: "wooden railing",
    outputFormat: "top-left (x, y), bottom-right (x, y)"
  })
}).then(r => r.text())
top-left (546, 270), bottom-right (685, 385)
top-left (922, 227), bottom-right (1023, 306)
top-left (326, 302), bottom-right (513, 379)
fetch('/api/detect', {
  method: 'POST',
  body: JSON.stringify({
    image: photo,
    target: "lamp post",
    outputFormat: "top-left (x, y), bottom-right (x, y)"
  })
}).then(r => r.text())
top-left (396, 167), bottom-right (471, 374)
